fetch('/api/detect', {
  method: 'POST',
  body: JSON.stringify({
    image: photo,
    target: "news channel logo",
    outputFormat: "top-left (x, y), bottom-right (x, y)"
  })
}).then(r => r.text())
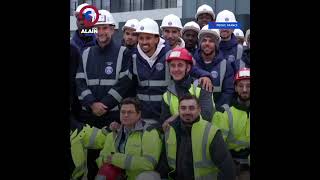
top-left (78, 5), bottom-right (100, 36)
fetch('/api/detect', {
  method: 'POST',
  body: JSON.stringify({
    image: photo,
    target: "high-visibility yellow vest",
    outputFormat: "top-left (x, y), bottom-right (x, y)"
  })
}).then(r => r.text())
top-left (212, 104), bottom-right (250, 152)
top-left (164, 118), bottom-right (220, 180)
top-left (96, 126), bottom-right (162, 180)
top-left (70, 125), bottom-right (108, 179)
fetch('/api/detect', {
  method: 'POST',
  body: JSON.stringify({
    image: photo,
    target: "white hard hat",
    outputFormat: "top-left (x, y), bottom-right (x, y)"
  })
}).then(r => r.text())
top-left (95, 10), bottom-right (116, 26)
top-left (181, 21), bottom-right (200, 35)
top-left (160, 14), bottom-right (183, 30)
top-left (233, 29), bottom-right (244, 38)
top-left (122, 19), bottom-right (139, 31)
top-left (195, 4), bottom-right (215, 20)
top-left (198, 25), bottom-right (221, 44)
top-left (136, 18), bottom-right (159, 35)
top-left (216, 10), bottom-right (237, 23)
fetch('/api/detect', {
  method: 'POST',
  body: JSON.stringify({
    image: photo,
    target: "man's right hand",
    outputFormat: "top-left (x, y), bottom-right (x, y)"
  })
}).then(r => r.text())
top-left (162, 115), bottom-right (178, 131)
top-left (91, 102), bottom-right (108, 116)
top-left (109, 121), bottom-right (121, 131)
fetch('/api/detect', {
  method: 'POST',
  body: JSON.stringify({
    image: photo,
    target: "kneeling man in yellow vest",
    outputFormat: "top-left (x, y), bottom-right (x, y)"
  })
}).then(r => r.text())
top-left (96, 97), bottom-right (162, 180)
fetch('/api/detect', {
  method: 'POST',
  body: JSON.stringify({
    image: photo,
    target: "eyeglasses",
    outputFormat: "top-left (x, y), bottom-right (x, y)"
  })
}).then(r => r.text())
top-left (120, 110), bottom-right (137, 116)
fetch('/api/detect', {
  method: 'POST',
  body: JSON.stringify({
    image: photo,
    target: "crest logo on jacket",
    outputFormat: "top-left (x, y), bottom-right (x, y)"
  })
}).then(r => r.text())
top-left (211, 70), bottom-right (218, 78)
top-left (105, 66), bottom-right (113, 75)
top-left (156, 63), bottom-right (164, 71)
top-left (228, 55), bottom-right (235, 62)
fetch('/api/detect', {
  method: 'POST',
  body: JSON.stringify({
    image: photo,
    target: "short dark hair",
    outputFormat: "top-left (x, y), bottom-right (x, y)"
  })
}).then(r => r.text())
top-left (120, 97), bottom-right (142, 112)
top-left (179, 95), bottom-right (200, 107)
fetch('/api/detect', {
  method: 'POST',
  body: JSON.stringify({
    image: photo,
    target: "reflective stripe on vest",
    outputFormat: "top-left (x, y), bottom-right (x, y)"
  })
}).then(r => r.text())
top-left (237, 44), bottom-right (243, 60)
top-left (87, 127), bottom-right (99, 148)
top-left (193, 123), bottom-right (214, 168)
top-left (137, 94), bottom-right (163, 101)
top-left (164, 128), bottom-right (176, 168)
top-left (165, 120), bottom-right (219, 178)
top-left (78, 89), bottom-right (93, 100)
top-left (213, 59), bottom-right (227, 93)
top-left (142, 119), bottom-right (159, 125)
top-left (132, 51), bottom-right (171, 87)
top-left (221, 104), bottom-right (250, 148)
top-left (239, 59), bottom-right (246, 69)
top-left (108, 88), bottom-right (123, 103)
top-left (165, 82), bottom-right (200, 115)
top-left (144, 155), bottom-right (157, 167)
top-left (82, 46), bottom-right (126, 86)
top-left (124, 154), bottom-right (133, 169)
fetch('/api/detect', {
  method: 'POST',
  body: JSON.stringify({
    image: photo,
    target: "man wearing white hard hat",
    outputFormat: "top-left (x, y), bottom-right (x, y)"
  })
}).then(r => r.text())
top-left (193, 25), bottom-right (235, 110)
top-left (71, 3), bottom-right (97, 54)
top-left (76, 10), bottom-right (132, 179)
top-left (216, 10), bottom-right (243, 64)
top-left (121, 19), bottom-right (139, 49)
top-left (233, 29), bottom-right (245, 45)
top-left (181, 21), bottom-right (200, 55)
top-left (76, 9), bottom-right (131, 129)
top-left (160, 14), bottom-right (185, 49)
top-left (195, 4), bottom-right (215, 29)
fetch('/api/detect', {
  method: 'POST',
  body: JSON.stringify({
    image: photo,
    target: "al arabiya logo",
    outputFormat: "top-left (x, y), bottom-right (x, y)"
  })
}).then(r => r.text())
top-left (79, 5), bottom-right (100, 28)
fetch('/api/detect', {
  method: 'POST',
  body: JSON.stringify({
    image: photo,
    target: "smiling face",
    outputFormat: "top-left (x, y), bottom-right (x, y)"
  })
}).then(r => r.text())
top-left (95, 24), bottom-right (114, 44)
top-left (179, 98), bottom-right (201, 123)
top-left (169, 60), bottom-right (191, 81)
top-left (200, 36), bottom-right (216, 56)
top-left (138, 33), bottom-right (159, 56)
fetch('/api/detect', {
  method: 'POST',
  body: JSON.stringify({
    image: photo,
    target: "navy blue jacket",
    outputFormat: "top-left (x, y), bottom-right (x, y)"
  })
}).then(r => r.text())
top-left (76, 38), bottom-right (131, 110)
top-left (232, 48), bottom-right (250, 73)
top-left (219, 33), bottom-right (239, 62)
top-left (71, 30), bottom-right (96, 55)
top-left (194, 48), bottom-right (235, 108)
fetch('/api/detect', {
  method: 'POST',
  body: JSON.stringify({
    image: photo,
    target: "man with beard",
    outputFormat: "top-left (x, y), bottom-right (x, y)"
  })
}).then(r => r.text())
top-left (75, 10), bottom-right (131, 179)
top-left (163, 95), bottom-right (236, 180)
top-left (71, 3), bottom-right (97, 54)
top-left (121, 19), bottom-right (139, 50)
top-left (195, 4), bottom-right (215, 29)
top-left (181, 21), bottom-right (200, 56)
top-left (193, 25), bottom-right (235, 109)
top-left (212, 68), bottom-right (250, 180)
top-left (216, 10), bottom-right (243, 64)
top-left (160, 14), bottom-right (185, 49)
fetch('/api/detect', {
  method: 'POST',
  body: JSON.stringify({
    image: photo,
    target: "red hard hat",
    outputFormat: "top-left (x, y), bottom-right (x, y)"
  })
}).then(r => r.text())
top-left (96, 164), bottom-right (123, 180)
top-left (166, 47), bottom-right (193, 65)
top-left (235, 68), bottom-right (250, 82)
